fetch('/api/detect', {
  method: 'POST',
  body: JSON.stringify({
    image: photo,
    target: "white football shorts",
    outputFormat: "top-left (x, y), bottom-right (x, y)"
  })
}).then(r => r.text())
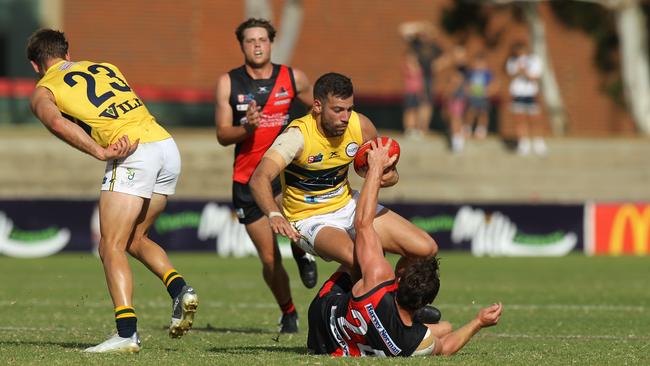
top-left (101, 138), bottom-right (181, 198)
top-left (291, 190), bottom-right (384, 257)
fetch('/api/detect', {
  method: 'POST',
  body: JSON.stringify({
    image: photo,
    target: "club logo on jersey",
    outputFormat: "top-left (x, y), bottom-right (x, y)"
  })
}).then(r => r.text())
top-left (345, 142), bottom-right (359, 157)
top-left (275, 86), bottom-right (290, 98)
top-left (237, 93), bottom-right (255, 103)
top-left (307, 153), bottom-right (323, 164)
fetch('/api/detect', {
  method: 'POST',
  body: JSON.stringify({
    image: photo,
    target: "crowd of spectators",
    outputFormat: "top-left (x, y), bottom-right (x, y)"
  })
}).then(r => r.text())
top-left (399, 21), bottom-right (546, 156)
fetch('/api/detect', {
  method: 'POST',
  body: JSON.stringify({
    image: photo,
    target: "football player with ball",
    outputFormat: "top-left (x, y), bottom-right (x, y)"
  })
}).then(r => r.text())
top-left (250, 72), bottom-right (440, 321)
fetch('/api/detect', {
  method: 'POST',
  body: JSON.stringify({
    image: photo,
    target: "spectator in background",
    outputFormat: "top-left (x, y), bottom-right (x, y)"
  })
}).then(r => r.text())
top-left (445, 45), bottom-right (468, 153)
top-left (506, 41), bottom-right (547, 156)
top-left (399, 21), bottom-right (444, 137)
top-left (465, 52), bottom-right (495, 140)
top-left (402, 50), bottom-right (425, 138)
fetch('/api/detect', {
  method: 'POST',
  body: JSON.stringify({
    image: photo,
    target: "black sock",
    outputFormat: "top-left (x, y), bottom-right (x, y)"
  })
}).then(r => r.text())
top-left (163, 269), bottom-right (187, 299)
top-left (291, 242), bottom-right (306, 259)
top-left (115, 306), bottom-right (137, 337)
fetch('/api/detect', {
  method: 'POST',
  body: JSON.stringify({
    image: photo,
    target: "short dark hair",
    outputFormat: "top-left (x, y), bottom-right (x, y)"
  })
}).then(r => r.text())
top-left (313, 72), bottom-right (354, 102)
top-left (396, 257), bottom-right (440, 312)
top-left (26, 29), bottom-right (69, 70)
top-left (235, 18), bottom-right (276, 45)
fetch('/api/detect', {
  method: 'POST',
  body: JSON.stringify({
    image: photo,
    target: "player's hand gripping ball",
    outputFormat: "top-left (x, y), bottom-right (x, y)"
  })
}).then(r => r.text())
top-left (353, 136), bottom-right (401, 177)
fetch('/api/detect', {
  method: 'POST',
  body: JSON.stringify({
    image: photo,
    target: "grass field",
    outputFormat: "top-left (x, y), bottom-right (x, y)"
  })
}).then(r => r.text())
top-left (0, 252), bottom-right (648, 365)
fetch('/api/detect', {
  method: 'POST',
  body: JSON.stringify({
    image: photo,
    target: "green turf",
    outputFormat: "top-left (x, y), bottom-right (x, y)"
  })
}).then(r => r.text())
top-left (0, 252), bottom-right (648, 365)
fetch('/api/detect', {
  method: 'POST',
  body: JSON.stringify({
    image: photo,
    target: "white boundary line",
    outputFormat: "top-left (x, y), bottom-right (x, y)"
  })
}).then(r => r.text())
top-left (482, 333), bottom-right (650, 341)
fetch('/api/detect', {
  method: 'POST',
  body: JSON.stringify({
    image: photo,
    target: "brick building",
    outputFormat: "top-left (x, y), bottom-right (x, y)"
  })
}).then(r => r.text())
top-left (5, 0), bottom-right (637, 135)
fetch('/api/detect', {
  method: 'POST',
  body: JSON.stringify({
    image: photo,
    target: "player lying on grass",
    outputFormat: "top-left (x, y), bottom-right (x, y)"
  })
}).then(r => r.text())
top-left (306, 138), bottom-right (503, 356)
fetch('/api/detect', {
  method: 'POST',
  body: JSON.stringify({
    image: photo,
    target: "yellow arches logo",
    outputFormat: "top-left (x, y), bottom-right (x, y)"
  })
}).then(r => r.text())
top-left (609, 205), bottom-right (650, 255)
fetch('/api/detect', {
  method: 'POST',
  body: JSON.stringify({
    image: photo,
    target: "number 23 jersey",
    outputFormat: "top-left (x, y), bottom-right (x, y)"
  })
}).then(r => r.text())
top-left (37, 60), bottom-right (170, 147)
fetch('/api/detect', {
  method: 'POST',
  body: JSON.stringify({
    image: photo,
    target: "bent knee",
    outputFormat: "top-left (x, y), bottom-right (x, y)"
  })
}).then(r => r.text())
top-left (415, 235), bottom-right (438, 258)
top-left (259, 253), bottom-right (283, 269)
top-left (126, 238), bottom-right (142, 257)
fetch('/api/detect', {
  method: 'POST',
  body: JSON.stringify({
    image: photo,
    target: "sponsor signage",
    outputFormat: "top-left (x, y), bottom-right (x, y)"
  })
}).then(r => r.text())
top-left (0, 200), bottom-right (269, 258)
top-left (0, 200), bottom-right (584, 258)
top-left (385, 203), bottom-right (583, 257)
top-left (589, 203), bottom-right (650, 256)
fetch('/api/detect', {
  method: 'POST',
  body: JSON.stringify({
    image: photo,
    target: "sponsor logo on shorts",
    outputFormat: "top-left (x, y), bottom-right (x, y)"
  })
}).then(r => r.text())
top-left (307, 223), bottom-right (320, 237)
top-left (307, 153), bottom-right (323, 164)
top-left (235, 208), bottom-right (245, 219)
top-left (119, 179), bottom-right (136, 188)
top-left (236, 104), bottom-right (249, 111)
top-left (345, 142), bottom-right (359, 157)
top-left (126, 168), bottom-right (136, 181)
top-left (102, 176), bottom-right (107, 184)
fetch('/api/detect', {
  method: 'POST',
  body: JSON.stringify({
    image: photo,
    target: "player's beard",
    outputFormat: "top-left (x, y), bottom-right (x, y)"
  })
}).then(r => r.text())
top-left (322, 119), bottom-right (346, 137)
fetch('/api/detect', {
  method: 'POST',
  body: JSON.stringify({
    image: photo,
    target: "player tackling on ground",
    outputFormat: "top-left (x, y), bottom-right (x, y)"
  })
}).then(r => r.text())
top-left (250, 72), bottom-right (441, 322)
top-left (27, 29), bottom-right (198, 353)
top-left (307, 137), bottom-right (504, 356)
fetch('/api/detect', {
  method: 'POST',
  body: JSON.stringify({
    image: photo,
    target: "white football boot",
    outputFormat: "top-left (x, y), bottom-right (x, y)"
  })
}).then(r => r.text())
top-left (83, 332), bottom-right (141, 353)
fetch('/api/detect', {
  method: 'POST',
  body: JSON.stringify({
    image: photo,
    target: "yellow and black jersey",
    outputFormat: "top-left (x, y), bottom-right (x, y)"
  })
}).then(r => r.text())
top-left (37, 60), bottom-right (170, 147)
top-left (282, 111), bottom-right (363, 221)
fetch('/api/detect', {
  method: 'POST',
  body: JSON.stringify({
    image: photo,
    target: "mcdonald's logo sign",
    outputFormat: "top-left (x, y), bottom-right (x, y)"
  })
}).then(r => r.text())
top-left (593, 204), bottom-right (650, 255)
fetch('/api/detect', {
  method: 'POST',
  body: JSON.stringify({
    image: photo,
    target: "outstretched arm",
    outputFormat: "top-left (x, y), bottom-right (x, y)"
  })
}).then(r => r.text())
top-left (30, 86), bottom-right (137, 161)
top-left (352, 138), bottom-right (398, 296)
top-left (431, 302), bottom-right (503, 356)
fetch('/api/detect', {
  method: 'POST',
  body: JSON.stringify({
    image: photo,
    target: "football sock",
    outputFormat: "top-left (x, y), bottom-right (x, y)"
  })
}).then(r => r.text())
top-left (114, 305), bottom-right (137, 337)
top-left (279, 298), bottom-right (296, 314)
top-left (163, 269), bottom-right (187, 299)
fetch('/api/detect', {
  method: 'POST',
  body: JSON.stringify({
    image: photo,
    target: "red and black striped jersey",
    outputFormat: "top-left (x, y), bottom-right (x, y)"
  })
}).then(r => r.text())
top-left (228, 64), bottom-right (296, 184)
top-left (308, 272), bottom-right (428, 357)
